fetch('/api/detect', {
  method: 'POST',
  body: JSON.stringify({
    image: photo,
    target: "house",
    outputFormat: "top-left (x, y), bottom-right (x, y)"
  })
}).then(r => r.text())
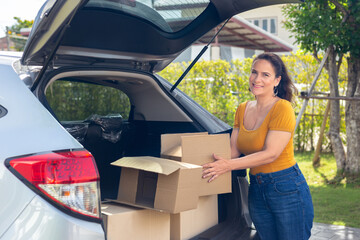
top-left (0, 36), bottom-right (14, 51)
top-left (239, 4), bottom-right (297, 52)
top-left (174, 4), bottom-right (296, 62)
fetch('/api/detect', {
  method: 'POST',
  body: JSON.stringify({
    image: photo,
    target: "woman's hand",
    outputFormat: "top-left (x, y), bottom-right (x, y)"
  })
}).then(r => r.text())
top-left (202, 154), bottom-right (232, 183)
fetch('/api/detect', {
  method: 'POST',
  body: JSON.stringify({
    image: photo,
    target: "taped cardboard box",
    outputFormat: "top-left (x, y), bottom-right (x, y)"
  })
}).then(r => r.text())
top-left (111, 156), bottom-right (202, 213)
top-left (101, 202), bottom-right (170, 240)
top-left (161, 133), bottom-right (231, 196)
top-left (170, 195), bottom-right (218, 240)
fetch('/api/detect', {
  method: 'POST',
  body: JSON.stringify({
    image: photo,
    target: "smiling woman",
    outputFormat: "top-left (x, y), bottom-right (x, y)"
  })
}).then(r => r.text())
top-left (202, 53), bottom-right (314, 240)
top-left (248, 59), bottom-right (281, 104)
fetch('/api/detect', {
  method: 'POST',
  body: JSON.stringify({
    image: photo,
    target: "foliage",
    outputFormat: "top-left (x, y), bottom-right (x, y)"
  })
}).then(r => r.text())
top-left (347, 0), bottom-right (360, 57)
top-left (159, 52), bottom-right (348, 152)
top-left (6, 17), bottom-right (33, 35)
top-left (283, 0), bottom-right (360, 174)
top-left (296, 152), bottom-right (360, 228)
top-left (283, 52), bottom-right (347, 151)
top-left (46, 80), bottom-right (131, 121)
top-left (159, 60), bottom-right (254, 125)
top-left (5, 17), bottom-right (33, 51)
top-left (282, 0), bottom-right (360, 57)
top-left (283, 1), bottom-right (343, 54)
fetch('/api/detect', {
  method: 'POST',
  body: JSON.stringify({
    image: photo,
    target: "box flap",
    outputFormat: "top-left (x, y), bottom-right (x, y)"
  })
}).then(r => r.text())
top-left (111, 156), bottom-right (200, 175)
top-left (161, 132), bottom-right (208, 155)
top-left (161, 145), bottom-right (182, 160)
top-left (102, 202), bottom-right (144, 215)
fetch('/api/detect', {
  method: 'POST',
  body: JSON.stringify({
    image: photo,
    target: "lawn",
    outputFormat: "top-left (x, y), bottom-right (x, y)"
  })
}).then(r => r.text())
top-left (295, 152), bottom-right (360, 228)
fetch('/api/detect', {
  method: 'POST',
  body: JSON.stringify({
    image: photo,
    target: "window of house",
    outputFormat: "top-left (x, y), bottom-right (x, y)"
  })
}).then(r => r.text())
top-left (247, 17), bottom-right (277, 35)
top-left (270, 19), bottom-right (276, 34)
top-left (262, 19), bottom-right (268, 31)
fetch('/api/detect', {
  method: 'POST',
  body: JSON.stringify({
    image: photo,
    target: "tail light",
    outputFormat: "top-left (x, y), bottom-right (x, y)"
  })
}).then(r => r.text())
top-left (6, 149), bottom-right (101, 222)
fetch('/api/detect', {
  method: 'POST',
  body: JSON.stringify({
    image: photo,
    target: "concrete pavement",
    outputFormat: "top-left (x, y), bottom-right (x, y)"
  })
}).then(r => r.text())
top-left (311, 222), bottom-right (360, 240)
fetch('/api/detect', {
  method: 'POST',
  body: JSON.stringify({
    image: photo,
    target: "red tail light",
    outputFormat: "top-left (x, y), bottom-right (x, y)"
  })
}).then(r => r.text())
top-left (6, 150), bottom-right (101, 221)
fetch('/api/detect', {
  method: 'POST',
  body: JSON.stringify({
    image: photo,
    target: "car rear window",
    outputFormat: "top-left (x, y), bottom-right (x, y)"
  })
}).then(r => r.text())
top-left (45, 79), bottom-right (131, 121)
top-left (85, 0), bottom-right (210, 32)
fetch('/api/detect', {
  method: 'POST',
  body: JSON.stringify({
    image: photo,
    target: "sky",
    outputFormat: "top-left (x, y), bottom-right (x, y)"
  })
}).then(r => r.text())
top-left (0, 0), bottom-right (45, 38)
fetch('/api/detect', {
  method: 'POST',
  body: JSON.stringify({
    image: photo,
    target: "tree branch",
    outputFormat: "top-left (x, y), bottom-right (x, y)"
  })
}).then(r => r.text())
top-left (337, 53), bottom-right (343, 73)
top-left (329, 0), bottom-right (349, 17)
top-left (312, 46), bottom-right (321, 64)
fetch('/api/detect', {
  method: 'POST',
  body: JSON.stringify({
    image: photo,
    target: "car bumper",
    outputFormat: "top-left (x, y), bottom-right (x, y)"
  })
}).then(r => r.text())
top-left (1, 195), bottom-right (105, 240)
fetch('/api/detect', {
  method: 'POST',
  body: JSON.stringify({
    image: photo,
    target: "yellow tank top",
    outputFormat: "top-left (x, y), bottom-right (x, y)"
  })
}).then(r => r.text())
top-left (233, 99), bottom-right (296, 175)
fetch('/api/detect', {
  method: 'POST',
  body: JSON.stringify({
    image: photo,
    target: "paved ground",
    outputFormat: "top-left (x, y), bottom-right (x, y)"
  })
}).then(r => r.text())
top-left (311, 223), bottom-right (360, 240)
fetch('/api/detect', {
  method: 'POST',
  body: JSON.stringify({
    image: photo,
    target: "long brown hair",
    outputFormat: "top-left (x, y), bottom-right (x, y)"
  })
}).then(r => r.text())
top-left (253, 53), bottom-right (297, 103)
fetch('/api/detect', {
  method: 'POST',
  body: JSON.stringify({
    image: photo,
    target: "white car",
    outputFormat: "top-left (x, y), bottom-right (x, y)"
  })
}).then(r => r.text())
top-left (0, 0), bottom-right (299, 239)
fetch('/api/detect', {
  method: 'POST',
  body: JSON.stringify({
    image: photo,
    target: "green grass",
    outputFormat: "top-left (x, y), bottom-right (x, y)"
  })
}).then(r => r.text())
top-left (295, 152), bottom-right (360, 228)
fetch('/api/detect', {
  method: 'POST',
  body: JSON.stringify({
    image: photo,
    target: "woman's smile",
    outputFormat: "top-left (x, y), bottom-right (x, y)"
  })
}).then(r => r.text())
top-left (249, 59), bottom-right (280, 97)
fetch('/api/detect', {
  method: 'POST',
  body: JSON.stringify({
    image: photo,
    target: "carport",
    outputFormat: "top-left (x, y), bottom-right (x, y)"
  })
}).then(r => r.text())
top-left (154, 1), bottom-right (293, 58)
top-left (197, 15), bottom-right (293, 53)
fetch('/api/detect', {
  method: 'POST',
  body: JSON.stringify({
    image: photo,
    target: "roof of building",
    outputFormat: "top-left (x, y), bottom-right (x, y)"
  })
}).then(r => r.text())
top-left (196, 15), bottom-right (293, 52)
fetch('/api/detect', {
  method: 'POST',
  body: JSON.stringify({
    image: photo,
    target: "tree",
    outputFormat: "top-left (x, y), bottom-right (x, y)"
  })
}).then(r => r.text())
top-left (5, 17), bottom-right (33, 51)
top-left (283, 0), bottom-right (360, 174)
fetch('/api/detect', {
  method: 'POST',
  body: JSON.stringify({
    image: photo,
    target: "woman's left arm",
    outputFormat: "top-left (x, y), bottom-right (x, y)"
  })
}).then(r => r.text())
top-left (202, 130), bottom-right (291, 182)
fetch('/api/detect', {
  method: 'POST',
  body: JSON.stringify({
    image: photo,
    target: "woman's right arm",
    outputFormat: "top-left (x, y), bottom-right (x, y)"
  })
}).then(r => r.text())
top-left (230, 128), bottom-right (241, 158)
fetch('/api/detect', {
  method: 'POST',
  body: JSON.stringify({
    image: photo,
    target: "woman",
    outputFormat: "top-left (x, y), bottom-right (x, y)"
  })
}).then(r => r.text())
top-left (202, 53), bottom-right (314, 240)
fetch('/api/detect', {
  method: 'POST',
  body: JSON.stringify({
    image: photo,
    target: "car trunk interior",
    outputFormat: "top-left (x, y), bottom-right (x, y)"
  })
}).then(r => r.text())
top-left (42, 70), bottom-right (204, 200)
top-left (40, 69), bottom-right (254, 238)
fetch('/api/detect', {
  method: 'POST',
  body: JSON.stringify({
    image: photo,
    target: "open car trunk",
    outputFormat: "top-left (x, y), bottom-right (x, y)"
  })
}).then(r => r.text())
top-left (39, 67), bottom-right (255, 239)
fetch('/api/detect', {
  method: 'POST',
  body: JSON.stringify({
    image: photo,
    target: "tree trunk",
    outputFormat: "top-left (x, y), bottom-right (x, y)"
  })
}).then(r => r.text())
top-left (345, 55), bottom-right (360, 174)
top-left (327, 46), bottom-right (346, 170)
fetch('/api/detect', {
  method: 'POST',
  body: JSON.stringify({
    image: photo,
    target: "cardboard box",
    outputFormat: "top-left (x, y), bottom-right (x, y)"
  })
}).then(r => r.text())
top-left (111, 156), bottom-right (202, 213)
top-left (160, 132), bottom-right (208, 161)
top-left (170, 195), bottom-right (218, 240)
top-left (101, 202), bottom-right (170, 240)
top-left (161, 133), bottom-right (232, 196)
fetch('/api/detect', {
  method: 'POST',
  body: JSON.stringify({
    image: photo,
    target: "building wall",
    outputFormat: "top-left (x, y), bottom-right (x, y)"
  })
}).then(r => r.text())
top-left (0, 36), bottom-right (17, 51)
top-left (0, 37), bottom-right (9, 51)
top-left (239, 4), bottom-right (298, 51)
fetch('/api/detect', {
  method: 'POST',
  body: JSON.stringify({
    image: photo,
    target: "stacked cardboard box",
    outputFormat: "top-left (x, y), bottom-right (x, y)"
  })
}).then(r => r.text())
top-left (102, 202), bottom-right (170, 240)
top-left (161, 132), bottom-right (231, 196)
top-left (102, 132), bottom-right (231, 240)
top-left (170, 195), bottom-right (218, 240)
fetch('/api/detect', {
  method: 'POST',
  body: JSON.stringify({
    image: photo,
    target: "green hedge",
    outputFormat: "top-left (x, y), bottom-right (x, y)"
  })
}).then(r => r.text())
top-left (158, 52), bottom-right (347, 152)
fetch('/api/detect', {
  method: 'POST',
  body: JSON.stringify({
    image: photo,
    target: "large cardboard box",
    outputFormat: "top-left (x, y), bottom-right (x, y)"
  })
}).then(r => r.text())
top-left (170, 195), bottom-right (218, 240)
top-left (161, 133), bottom-right (231, 196)
top-left (111, 156), bottom-right (202, 213)
top-left (101, 202), bottom-right (170, 240)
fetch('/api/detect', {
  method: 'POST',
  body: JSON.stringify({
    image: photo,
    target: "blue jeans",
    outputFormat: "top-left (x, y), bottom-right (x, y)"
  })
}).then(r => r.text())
top-left (249, 164), bottom-right (314, 240)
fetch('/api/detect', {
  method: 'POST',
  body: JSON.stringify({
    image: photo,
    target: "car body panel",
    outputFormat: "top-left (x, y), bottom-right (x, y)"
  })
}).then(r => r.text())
top-left (0, 165), bottom-right (36, 238)
top-left (0, 195), bottom-right (104, 240)
top-left (0, 54), bottom-right (104, 239)
top-left (0, 57), bottom-right (81, 158)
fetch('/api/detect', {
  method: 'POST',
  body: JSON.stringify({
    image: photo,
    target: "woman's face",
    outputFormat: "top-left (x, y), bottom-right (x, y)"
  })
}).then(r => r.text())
top-left (249, 59), bottom-right (281, 98)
